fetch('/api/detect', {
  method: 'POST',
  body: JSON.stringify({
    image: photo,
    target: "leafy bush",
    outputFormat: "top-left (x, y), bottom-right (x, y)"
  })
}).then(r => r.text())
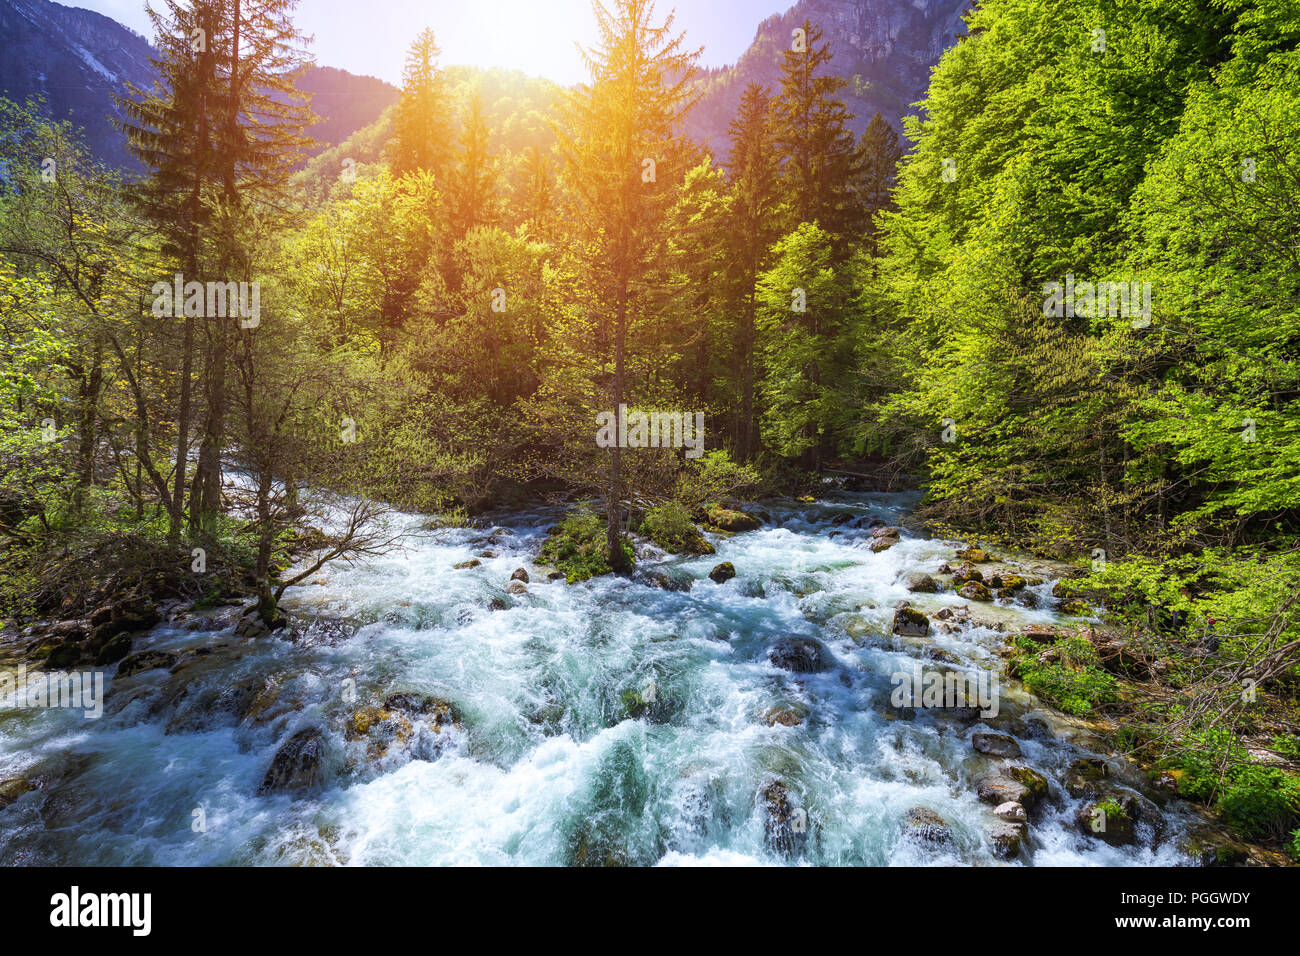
top-left (539, 509), bottom-right (634, 583)
top-left (639, 502), bottom-right (711, 555)
top-left (1009, 635), bottom-right (1118, 716)
top-left (1216, 766), bottom-right (1300, 840)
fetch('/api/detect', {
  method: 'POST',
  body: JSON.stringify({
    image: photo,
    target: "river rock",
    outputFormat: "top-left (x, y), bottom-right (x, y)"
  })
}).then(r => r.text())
top-left (892, 606), bottom-right (930, 637)
top-left (972, 732), bottom-right (1022, 758)
top-left (977, 767), bottom-right (1048, 812)
top-left (511, 568), bottom-right (530, 583)
top-left (639, 569), bottom-right (691, 592)
top-left (706, 507), bottom-right (761, 532)
top-left (506, 580), bottom-right (529, 595)
top-left (259, 727), bottom-right (328, 794)
top-left (951, 563), bottom-right (982, 585)
top-left (1076, 798), bottom-right (1136, 846)
top-left (956, 547), bottom-right (992, 563)
top-left (763, 704), bottom-right (809, 727)
top-left (990, 822), bottom-right (1026, 859)
top-left (92, 632), bottom-right (133, 665)
top-left (994, 801), bottom-right (1027, 822)
top-left (115, 650), bottom-right (178, 681)
top-left (453, 559), bottom-right (481, 570)
top-left (761, 781), bottom-right (807, 855)
top-left (988, 572), bottom-right (1027, 590)
top-left (903, 806), bottom-right (953, 846)
top-left (1177, 824), bottom-right (1252, 866)
top-left (904, 572), bottom-right (938, 593)
top-left (708, 562), bottom-right (736, 584)
top-left (769, 637), bottom-right (831, 673)
top-left (958, 581), bottom-right (993, 602)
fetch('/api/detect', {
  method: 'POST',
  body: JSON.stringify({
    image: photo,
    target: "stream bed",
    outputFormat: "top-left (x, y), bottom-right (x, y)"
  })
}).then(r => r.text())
top-left (0, 491), bottom-right (1209, 865)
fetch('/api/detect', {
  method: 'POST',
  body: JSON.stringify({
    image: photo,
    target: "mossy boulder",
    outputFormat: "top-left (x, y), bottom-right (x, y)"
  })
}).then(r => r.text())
top-left (989, 573), bottom-right (1027, 591)
top-left (641, 502), bottom-right (715, 555)
top-left (1058, 599), bottom-right (1093, 617)
top-left (1005, 766), bottom-right (1050, 804)
top-left (117, 650), bottom-right (179, 677)
top-left (1076, 797), bottom-right (1136, 846)
top-left (539, 510), bottom-right (635, 583)
top-left (990, 822), bottom-right (1026, 859)
top-left (977, 767), bottom-right (1048, 812)
top-left (704, 505), bottom-right (761, 533)
top-left (708, 562), bottom-right (736, 584)
top-left (892, 606), bottom-right (931, 637)
top-left (956, 547), bottom-right (993, 563)
top-left (453, 559), bottom-right (481, 570)
top-left (92, 632), bottom-right (133, 665)
top-left (958, 581), bottom-right (993, 602)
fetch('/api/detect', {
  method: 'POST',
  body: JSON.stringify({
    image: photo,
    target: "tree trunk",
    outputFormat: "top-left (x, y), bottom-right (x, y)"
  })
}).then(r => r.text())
top-left (254, 467), bottom-right (278, 625)
top-left (606, 284), bottom-right (632, 573)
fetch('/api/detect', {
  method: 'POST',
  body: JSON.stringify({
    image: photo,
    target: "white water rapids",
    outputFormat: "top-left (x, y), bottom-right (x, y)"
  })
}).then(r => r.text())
top-left (0, 491), bottom-right (1202, 865)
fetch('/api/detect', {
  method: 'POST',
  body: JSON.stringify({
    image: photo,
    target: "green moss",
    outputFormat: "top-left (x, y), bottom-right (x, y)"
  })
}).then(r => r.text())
top-left (539, 509), bottom-right (635, 583)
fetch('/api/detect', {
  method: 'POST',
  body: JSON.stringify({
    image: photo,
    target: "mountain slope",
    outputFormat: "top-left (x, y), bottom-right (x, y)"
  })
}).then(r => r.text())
top-left (688, 0), bottom-right (973, 159)
top-left (0, 0), bottom-right (397, 171)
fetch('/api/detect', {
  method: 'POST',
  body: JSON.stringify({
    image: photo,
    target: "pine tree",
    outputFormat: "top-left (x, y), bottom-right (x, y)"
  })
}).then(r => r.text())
top-left (117, 0), bottom-right (227, 540)
top-left (725, 83), bottom-right (784, 459)
top-left (448, 89), bottom-right (500, 240)
top-left (556, 0), bottom-right (701, 570)
top-left (190, 0), bottom-right (314, 537)
top-left (392, 28), bottom-right (453, 182)
top-left (856, 111), bottom-right (902, 257)
top-left (773, 18), bottom-right (864, 254)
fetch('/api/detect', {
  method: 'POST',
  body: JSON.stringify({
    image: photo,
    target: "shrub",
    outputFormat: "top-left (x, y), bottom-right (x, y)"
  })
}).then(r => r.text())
top-left (1009, 635), bottom-right (1118, 716)
top-left (539, 509), bottom-right (634, 583)
top-left (639, 502), bottom-right (711, 555)
top-left (1215, 766), bottom-right (1300, 840)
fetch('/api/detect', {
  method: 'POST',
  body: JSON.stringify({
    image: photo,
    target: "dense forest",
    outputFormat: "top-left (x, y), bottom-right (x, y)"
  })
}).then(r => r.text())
top-left (1, 0), bottom-right (1298, 862)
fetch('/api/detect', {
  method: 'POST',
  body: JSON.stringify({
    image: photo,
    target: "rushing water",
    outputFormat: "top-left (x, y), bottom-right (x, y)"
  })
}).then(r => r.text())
top-left (0, 491), bottom-right (1202, 865)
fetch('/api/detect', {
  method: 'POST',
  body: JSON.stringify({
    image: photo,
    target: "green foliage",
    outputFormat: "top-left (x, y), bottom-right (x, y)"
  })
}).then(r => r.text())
top-left (1009, 635), bottom-right (1118, 716)
top-left (639, 502), bottom-right (707, 555)
top-left (539, 509), bottom-right (635, 584)
top-left (1217, 766), bottom-right (1300, 840)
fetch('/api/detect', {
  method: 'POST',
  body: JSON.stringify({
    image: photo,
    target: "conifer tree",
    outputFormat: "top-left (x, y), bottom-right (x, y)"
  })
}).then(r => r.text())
top-left (556, 0), bottom-right (700, 569)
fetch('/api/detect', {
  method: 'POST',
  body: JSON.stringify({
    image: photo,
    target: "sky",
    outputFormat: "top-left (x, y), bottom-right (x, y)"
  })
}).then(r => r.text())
top-left (74, 0), bottom-right (791, 86)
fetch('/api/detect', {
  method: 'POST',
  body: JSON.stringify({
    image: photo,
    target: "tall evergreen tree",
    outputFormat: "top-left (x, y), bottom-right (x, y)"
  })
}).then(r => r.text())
top-left (773, 18), bottom-right (865, 254)
top-left (556, 0), bottom-right (700, 569)
top-left (392, 28), bottom-right (453, 182)
top-left (725, 82), bottom-right (784, 459)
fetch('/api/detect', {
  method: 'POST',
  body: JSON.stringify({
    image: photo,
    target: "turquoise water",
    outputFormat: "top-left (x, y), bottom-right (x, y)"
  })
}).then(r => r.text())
top-left (0, 492), bottom-right (1196, 865)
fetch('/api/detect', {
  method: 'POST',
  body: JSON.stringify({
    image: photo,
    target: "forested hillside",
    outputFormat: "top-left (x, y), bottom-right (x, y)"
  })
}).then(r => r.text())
top-left (1, 0), bottom-right (1297, 862)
